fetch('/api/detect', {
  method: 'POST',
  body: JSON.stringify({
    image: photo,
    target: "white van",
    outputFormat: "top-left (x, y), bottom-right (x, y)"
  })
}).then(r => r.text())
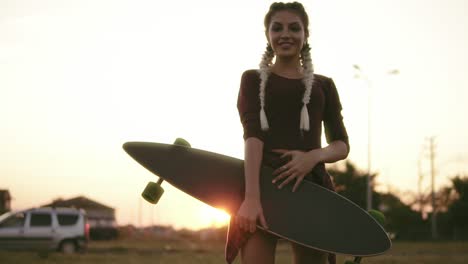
top-left (0, 207), bottom-right (89, 253)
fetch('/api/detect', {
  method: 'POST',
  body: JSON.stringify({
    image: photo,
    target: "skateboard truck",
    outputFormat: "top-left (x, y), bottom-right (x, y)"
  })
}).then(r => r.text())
top-left (141, 138), bottom-right (191, 204)
top-left (345, 210), bottom-right (387, 264)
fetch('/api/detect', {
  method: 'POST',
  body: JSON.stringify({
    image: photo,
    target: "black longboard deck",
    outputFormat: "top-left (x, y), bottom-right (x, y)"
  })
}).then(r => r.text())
top-left (123, 142), bottom-right (391, 256)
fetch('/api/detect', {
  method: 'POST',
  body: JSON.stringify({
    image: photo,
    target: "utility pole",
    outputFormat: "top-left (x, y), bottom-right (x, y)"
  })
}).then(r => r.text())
top-left (353, 65), bottom-right (399, 211)
top-left (428, 136), bottom-right (438, 239)
top-left (417, 154), bottom-right (424, 215)
top-left (353, 64), bottom-right (374, 211)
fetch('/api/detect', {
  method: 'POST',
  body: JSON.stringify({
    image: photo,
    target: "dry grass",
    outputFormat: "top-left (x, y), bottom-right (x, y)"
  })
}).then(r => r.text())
top-left (0, 239), bottom-right (467, 264)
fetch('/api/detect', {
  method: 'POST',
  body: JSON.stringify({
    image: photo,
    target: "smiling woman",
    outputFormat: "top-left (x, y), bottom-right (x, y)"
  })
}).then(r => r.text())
top-left (231, 2), bottom-right (349, 264)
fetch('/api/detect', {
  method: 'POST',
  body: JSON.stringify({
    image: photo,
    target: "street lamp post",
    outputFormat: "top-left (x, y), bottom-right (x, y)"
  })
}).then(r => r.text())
top-left (353, 65), bottom-right (399, 211)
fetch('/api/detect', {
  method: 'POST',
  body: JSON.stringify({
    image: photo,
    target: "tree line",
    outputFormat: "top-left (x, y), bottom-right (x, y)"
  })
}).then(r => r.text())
top-left (328, 162), bottom-right (468, 240)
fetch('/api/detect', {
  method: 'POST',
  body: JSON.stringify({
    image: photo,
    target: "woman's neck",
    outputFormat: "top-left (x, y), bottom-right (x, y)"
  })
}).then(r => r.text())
top-left (271, 56), bottom-right (303, 78)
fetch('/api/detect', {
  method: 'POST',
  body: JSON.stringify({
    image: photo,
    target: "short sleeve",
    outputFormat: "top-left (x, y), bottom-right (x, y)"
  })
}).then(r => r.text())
top-left (237, 70), bottom-right (264, 141)
top-left (323, 78), bottom-right (350, 153)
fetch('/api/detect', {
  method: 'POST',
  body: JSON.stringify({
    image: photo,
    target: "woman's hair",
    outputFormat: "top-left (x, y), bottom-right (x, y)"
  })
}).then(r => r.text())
top-left (264, 2), bottom-right (310, 38)
top-left (258, 2), bottom-right (314, 132)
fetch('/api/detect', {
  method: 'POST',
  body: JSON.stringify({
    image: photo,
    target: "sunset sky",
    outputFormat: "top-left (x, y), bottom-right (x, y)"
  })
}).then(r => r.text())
top-left (1, 0), bottom-right (467, 229)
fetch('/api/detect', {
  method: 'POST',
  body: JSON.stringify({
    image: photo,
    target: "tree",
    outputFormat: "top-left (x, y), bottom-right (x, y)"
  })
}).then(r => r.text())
top-left (329, 161), bottom-right (381, 210)
top-left (329, 161), bottom-right (428, 240)
top-left (379, 192), bottom-right (428, 240)
top-left (447, 175), bottom-right (468, 239)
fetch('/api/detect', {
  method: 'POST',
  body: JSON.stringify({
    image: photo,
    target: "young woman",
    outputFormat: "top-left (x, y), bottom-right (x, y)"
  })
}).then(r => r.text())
top-left (226, 2), bottom-right (350, 264)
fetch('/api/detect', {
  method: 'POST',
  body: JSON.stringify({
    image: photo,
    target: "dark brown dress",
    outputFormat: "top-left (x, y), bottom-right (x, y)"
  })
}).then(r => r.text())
top-left (225, 70), bottom-right (349, 264)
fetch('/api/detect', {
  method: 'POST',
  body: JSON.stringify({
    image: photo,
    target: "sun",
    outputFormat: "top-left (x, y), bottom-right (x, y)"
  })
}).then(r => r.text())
top-left (200, 204), bottom-right (231, 228)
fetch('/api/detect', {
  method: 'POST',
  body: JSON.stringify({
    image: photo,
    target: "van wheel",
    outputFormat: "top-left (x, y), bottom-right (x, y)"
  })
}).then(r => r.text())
top-left (60, 240), bottom-right (76, 254)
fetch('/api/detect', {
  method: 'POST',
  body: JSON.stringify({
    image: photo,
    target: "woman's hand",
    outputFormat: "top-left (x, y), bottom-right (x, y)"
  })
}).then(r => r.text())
top-left (236, 198), bottom-right (268, 233)
top-left (271, 149), bottom-right (322, 192)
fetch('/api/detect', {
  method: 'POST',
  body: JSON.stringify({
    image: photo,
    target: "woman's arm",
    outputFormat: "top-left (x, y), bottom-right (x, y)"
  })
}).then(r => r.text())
top-left (236, 137), bottom-right (269, 233)
top-left (243, 137), bottom-right (264, 200)
top-left (236, 70), bottom-right (268, 232)
top-left (317, 140), bottom-right (348, 163)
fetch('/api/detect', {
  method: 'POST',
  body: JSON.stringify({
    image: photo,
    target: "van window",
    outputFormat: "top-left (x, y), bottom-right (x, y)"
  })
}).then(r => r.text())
top-left (30, 213), bottom-right (52, 227)
top-left (57, 214), bottom-right (79, 226)
top-left (0, 213), bottom-right (25, 228)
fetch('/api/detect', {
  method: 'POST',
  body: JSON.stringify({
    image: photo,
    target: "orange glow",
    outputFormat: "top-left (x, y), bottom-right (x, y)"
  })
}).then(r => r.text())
top-left (200, 204), bottom-right (231, 228)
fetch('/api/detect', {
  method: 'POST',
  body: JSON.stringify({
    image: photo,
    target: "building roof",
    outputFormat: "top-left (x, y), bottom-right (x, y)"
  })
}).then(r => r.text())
top-left (42, 196), bottom-right (114, 212)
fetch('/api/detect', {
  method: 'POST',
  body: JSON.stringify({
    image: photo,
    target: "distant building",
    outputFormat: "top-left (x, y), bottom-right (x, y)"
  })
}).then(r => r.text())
top-left (43, 196), bottom-right (118, 240)
top-left (146, 225), bottom-right (175, 238)
top-left (0, 190), bottom-right (11, 215)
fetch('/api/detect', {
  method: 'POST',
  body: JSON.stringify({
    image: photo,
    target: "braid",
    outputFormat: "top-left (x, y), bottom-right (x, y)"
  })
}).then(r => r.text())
top-left (300, 42), bottom-right (314, 131)
top-left (258, 43), bottom-right (274, 131)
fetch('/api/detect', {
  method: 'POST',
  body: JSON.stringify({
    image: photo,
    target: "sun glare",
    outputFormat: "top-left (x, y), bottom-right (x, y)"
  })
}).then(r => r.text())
top-left (200, 204), bottom-right (231, 228)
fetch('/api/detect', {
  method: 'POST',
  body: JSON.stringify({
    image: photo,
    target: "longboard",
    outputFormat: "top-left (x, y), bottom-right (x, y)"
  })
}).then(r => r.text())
top-left (123, 141), bottom-right (391, 257)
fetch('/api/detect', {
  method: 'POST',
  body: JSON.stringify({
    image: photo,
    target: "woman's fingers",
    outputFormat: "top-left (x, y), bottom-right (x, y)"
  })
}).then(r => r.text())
top-left (273, 164), bottom-right (298, 185)
top-left (292, 176), bottom-right (305, 192)
top-left (271, 149), bottom-right (312, 191)
top-left (249, 218), bottom-right (256, 233)
top-left (244, 218), bottom-right (251, 232)
top-left (273, 162), bottom-right (295, 180)
top-left (237, 216), bottom-right (267, 233)
top-left (259, 212), bottom-right (269, 230)
top-left (239, 216), bottom-right (255, 233)
top-left (273, 162), bottom-right (290, 175)
top-left (271, 149), bottom-right (288, 154)
top-left (237, 215), bottom-right (246, 231)
top-left (236, 200), bottom-right (267, 233)
top-left (237, 216), bottom-right (244, 230)
top-left (272, 149), bottom-right (295, 160)
top-left (273, 169), bottom-right (306, 190)
top-left (236, 215), bottom-right (257, 233)
top-left (278, 173), bottom-right (296, 189)
top-left (272, 170), bottom-right (290, 183)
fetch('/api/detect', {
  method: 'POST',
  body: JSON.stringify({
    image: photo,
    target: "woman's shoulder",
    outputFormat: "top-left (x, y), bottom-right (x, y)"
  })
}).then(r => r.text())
top-left (241, 69), bottom-right (260, 79)
top-left (313, 73), bottom-right (336, 91)
top-left (240, 69), bottom-right (261, 87)
top-left (313, 73), bottom-right (332, 84)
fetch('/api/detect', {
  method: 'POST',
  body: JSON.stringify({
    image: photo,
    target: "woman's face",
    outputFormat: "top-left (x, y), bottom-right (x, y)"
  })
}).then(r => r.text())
top-left (267, 10), bottom-right (306, 60)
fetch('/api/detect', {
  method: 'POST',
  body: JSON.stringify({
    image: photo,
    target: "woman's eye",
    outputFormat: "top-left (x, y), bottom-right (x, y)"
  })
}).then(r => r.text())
top-left (290, 26), bottom-right (302, 32)
top-left (272, 26), bottom-right (282, 32)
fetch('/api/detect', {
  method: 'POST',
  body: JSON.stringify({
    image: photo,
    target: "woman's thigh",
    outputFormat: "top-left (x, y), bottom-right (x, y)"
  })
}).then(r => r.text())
top-left (291, 242), bottom-right (328, 264)
top-left (241, 230), bottom-right (278, 264)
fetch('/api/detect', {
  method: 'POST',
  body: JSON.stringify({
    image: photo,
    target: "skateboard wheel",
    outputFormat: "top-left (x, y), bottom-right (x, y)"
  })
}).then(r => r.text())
top-left (142, 181), bottom-right (164, 204)
top-left (174, 138), bottom-right (191, 147)
top-left (368, 209), bottom-right (386, 226)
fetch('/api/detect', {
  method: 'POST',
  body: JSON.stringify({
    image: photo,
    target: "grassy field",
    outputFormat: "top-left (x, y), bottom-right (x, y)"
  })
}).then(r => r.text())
top-left (1, 239), bottom-right (467, 264)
